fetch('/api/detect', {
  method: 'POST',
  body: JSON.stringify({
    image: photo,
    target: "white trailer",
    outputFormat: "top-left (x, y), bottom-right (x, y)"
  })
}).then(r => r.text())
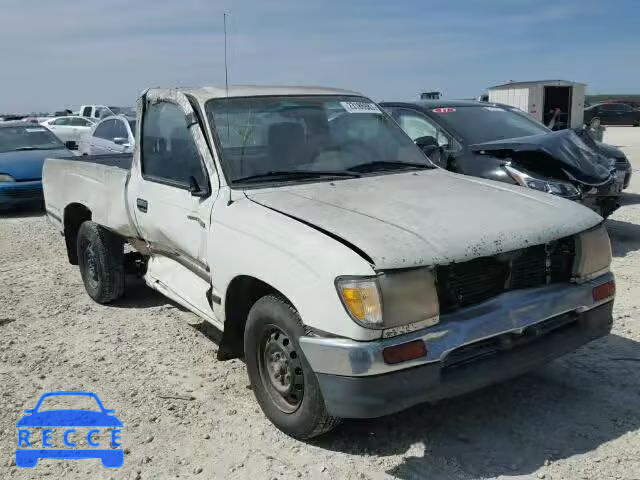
top-left (487, 80), bottom-right (586, 129)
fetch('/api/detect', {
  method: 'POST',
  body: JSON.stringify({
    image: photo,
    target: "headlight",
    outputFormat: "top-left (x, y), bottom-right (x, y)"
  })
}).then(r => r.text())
top-left (573, 224), bottom-right (612, 282)
top-left (336, 268), bottom-right (439, 330)
top-left (506, 165), bottom-right (580, 198)
top-left (0, 174), bottom-right (15, 182)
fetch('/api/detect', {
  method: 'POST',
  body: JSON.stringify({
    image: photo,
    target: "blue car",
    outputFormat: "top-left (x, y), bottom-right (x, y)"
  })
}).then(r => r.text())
top-left (15, 391), bottom-right (123, 468)
top-left (0, 122), bottom-right (71, 210)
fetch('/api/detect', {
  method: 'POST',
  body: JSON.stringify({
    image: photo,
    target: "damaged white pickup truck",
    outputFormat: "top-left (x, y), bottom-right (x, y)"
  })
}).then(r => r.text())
top-left (43, 86), bottom-right (616, 439)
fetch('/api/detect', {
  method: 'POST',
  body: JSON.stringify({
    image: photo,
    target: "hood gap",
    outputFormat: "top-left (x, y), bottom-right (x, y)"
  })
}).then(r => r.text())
top-left (248, 197), bottom-right (375, 266)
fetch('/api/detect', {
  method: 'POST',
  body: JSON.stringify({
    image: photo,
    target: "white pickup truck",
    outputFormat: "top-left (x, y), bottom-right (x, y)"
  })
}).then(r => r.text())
top-left (43, 86), bottom-right (616, 439)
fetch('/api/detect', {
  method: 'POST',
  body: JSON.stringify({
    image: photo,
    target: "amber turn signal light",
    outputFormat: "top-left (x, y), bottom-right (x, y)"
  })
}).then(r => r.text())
top-left (382, 340), bottom-right (427, 365)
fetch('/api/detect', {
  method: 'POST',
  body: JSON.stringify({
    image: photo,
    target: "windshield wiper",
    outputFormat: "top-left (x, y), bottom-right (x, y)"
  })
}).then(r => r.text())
top-left (347, 161), bottom-right (434, 173)
top-left (13, 146), bottom-right (37, 151)
top-left (234, 170), bottom-right (361, 184)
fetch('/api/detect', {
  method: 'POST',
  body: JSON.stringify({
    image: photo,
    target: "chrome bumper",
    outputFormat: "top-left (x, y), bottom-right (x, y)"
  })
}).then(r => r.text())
top-left (299, 272), bottom-right (615, 377)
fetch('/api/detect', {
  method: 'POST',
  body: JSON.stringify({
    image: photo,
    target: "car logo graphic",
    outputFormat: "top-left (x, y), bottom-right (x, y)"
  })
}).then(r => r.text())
top-left (15, 391), bottom-right (123, 468)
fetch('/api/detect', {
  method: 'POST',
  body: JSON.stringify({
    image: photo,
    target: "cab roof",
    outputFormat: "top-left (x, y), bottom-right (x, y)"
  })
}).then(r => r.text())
top-left (150, 85), bottom-right (363, 103)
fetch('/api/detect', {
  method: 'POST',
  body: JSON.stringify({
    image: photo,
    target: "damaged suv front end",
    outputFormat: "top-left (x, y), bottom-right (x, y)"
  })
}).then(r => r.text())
top-left (472, 129), bottom-right (622, 218)
top-left (381, 101), bottom-right (625, 218)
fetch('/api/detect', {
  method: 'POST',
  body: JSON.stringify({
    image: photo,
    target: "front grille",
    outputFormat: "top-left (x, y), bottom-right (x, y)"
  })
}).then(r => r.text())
top-left (436, 237), bottom-right (575, 314)
top-left (3, 187), bottom-right (42, 199)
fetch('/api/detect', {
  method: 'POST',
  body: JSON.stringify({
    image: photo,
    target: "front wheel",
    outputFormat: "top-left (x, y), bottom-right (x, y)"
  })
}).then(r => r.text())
top-left (77, 221), bottom-right (125, 304)
top-left (244, 295), bottom-right (341, 439)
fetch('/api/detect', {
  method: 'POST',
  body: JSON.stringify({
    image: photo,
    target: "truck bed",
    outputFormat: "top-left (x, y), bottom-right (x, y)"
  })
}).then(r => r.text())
top-left (71, 153), bottom-right (133, 169)
top-left (43, 153), bottom-right (138, 238)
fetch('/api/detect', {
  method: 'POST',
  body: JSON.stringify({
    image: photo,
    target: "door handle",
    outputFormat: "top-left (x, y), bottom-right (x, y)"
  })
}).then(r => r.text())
top-left (187, 215), bottom-right (205, 228)
top-left (136, 198), bottom-right (148, 213)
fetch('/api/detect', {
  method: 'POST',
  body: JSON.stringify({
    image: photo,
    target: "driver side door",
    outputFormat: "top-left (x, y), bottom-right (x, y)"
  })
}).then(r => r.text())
top-left (130, 95), bottom-right (219, 276)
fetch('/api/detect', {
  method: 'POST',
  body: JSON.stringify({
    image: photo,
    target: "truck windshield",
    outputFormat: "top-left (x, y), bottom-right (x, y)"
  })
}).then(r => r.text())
top-left (206, 95), bottom-right (432, 185)
top-left (433, 105), bottom-right (550, 144)
top-left (0, 126), bottom-right (65, 153)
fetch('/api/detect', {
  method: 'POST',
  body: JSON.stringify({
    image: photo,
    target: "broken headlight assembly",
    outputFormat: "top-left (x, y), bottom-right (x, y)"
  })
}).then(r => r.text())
top-left (505, 165), bottom-right (580, 199)
top-left (573, 224), bottom-right (612, 282)
top-left (336, 268), bottom-right (439, 330)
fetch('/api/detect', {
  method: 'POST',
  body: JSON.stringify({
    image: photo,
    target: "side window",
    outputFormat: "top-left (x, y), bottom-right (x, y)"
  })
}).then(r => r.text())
top-left (615, 104), bottom-right (633, 112)
top-left (113, 120), bottom-right (128, 139)
top-left (81, 106), bottom-right (92, 117)
top-left (396, 110), bottom-right (451, 147)
top-left (142, 101), bottom-right (206, 187)
top-left (601, 104), bottom-right (616, 112)
top-left (94, 120), bottom-right (114, 140)
top-left (70, 117), bottom-right (90, 127)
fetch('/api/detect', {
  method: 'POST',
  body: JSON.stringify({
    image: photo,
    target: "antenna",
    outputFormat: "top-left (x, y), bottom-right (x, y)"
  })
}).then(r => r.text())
top-left (223, 12), bottom-right (230, 139)
top-left (224, 12), bottom-right (229, 97)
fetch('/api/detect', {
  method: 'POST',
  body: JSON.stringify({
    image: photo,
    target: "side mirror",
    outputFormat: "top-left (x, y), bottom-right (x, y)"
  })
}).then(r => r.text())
top-left (188, 175), bottom-right (209, 198)
top-left (415, 135), bottom-right (448, 168)
top-left (113, 137), bottom-right (128, 145)
top-left (414, 135), bottom-right (439, 155)
top-left (64, 140), bottom-right (78, 150)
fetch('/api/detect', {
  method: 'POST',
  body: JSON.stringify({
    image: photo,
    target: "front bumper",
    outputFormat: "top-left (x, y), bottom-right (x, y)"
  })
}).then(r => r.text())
top-left (299, 274), bottom-right (614, 418)
top-left (0, 180), bottom-right (43, 207)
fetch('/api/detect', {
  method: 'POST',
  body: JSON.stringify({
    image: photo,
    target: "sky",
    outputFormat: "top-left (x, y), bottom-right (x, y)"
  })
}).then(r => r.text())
top-left (2, 0), bottom-right (639, 112)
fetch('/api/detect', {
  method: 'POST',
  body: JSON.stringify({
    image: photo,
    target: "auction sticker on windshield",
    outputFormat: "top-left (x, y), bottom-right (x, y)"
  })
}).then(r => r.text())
top-left (340, 101), bottom-right (381, 114)
top-left (432, 107), bottom-right (456, 113)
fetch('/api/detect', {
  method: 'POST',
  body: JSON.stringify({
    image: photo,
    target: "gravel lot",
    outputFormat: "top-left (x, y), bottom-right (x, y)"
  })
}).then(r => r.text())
top-left (1, 127), bottom-right (640, 480)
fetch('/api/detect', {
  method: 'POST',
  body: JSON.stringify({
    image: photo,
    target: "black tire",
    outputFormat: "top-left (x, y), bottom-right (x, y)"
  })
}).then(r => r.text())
top-left (244, 295), bottom-right (341, 439)
top-left (633, 120), bottom-right (640, 127)
top-left (76, 221), bottom-right (125, 304)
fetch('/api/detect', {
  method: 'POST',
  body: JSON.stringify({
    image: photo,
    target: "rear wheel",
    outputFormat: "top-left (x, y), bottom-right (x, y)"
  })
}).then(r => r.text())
top-left (77, 221), bottom-right (125, 303)
top-left (244, 295), bottom-right (341, 439)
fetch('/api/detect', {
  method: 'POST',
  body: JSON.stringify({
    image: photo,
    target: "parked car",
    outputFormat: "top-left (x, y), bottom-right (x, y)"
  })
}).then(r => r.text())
top-left (381, 100), bottom-right (629, 217)
top-left (44, 86), bottom-right (615, 439)
top-left (41, 116), bottom-right (95, 149)
top-left (78, 115), bottom-right (136, 156)
top-left (79, 105), bottom-right (136, 120)
top-left (584, 102), bottom-right (640, 127)
top-left (0, 122), bottom-right (71, 210)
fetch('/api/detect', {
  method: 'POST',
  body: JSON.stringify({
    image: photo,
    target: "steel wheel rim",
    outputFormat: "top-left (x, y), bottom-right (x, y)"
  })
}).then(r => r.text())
top-left (258, 325), bottom-right (304, 414)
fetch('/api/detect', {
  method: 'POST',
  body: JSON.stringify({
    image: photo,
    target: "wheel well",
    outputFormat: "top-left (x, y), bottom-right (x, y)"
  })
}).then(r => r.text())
top-left (218, 276), bottom-right (283, 361)
top-left (64, 203), bottom-right (92, 265)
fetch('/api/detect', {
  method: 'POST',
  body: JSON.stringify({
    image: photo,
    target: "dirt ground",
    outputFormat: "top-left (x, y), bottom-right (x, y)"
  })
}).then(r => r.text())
top-left (1, 127), bottom-right (640, 480)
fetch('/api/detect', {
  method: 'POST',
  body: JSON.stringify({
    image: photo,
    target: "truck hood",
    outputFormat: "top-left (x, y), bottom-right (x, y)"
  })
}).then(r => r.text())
top-left (245, 169), bottom-right (602, 270)
top-left (0, 148), bottom-right (69, 181)
top-left (470, 129), bottom-right (613, 186)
